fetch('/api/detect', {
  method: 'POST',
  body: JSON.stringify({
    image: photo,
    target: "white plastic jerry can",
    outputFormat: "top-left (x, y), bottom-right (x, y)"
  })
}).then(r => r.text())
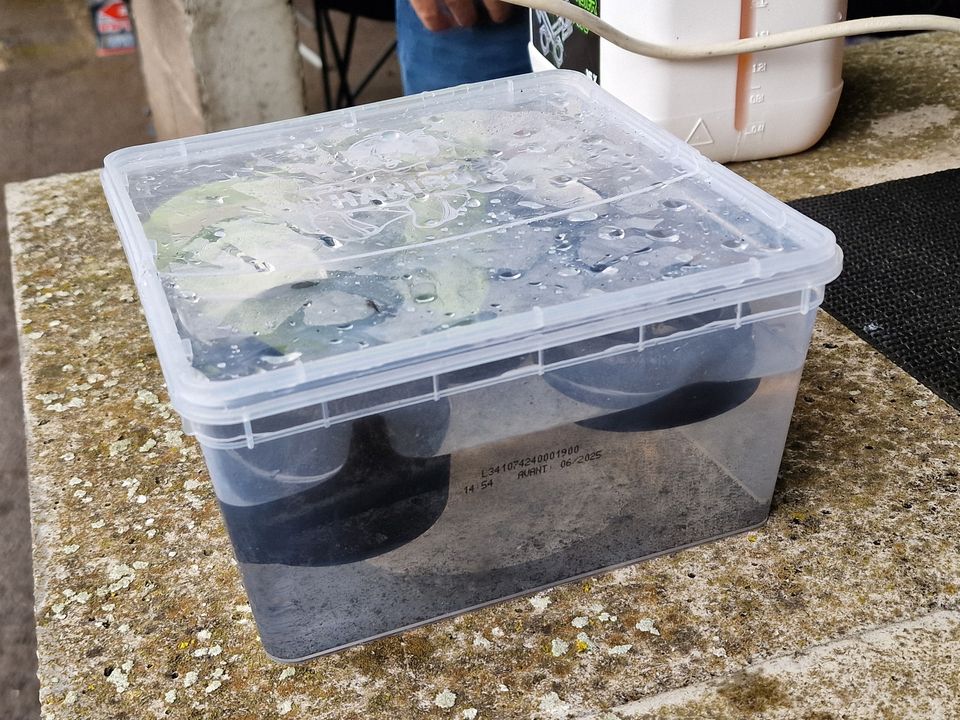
top-left (529, 0), bottom-right (847, 162)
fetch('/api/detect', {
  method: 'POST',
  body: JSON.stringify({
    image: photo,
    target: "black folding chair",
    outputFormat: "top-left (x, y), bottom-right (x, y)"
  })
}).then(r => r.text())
top-left (314, 0), bottom-right (397, 109)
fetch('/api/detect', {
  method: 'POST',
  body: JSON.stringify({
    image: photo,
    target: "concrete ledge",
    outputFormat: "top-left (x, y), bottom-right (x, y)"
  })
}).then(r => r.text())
top-left (130, 0), bottom-right (304, 139)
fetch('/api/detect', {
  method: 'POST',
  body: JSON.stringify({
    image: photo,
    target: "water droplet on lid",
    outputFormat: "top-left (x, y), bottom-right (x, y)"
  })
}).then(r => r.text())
top-left (490, 303), bottom-right (502, 309)
top-left (336, 322), bottom-right (354, 330)
top-left (260, 351), bottom-right (303, 366)
top-left (401, 273), bottom-right (413, 280)
top-left (428, 115), bottom-right (443, 124)
top-left (528, 280), bottom-right (543, 287)
top-left (216, 362), bottom-right (226, 369)
top-left (662, 199), bottom-right (687, 211)
top-left (414, 292), bottom-right (437, 304)
top-left (568, 210), bottom-right (598, 223)
top-left (558, 266), bottom-right (581, 277)
top-left (465, 198), bottom-right (481, 208)
top-left (380, 130), bottom-right (401, 141)
top-left (319, 235), bottom-right (341, 249)
top-left (329, 337), bottom-right (343, 345)
top-left (598, 225), bottom-right (625, 240)
top-left (518, 200), bottom-right (545, 210)
top-left (497, 268), bottom-right (522, 280)
top-left (513, 128), bottom-right (533, 138)
top-left (551, 175), bottom-right (575, 187)
top-left (660, 263), bottom-right (687, 278)
top-left (646, 228), bottom-right (680, 242)
top-left (722, 237), bottom-right (748, 251)
top-left (371, 199), bottom-right (383, 206)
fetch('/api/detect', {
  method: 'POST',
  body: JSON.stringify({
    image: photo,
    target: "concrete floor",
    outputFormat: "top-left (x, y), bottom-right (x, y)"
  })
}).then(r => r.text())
top-left (0, 2), bottom-right (152, 718)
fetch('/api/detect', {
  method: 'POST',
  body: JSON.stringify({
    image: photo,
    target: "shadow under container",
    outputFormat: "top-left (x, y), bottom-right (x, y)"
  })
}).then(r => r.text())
top-left (100, 70), bottom-right (842, 662)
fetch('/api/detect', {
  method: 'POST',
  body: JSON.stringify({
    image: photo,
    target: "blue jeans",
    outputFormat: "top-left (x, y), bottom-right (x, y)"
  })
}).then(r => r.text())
top-left (395, 0), bottom-right (533, 94)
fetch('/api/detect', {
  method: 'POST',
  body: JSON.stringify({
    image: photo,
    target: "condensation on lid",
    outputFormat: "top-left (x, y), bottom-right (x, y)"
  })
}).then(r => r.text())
top-left (102, 71), bottom-right (839, 408)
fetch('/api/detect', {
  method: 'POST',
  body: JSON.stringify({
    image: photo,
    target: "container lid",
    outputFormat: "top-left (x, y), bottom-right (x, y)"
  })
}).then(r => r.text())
top-left (102, 70), bottom-right (841, 426)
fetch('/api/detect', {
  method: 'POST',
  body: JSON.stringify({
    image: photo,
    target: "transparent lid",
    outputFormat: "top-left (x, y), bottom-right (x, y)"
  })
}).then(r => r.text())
top-left (102, 71), bottom-right (840, 423)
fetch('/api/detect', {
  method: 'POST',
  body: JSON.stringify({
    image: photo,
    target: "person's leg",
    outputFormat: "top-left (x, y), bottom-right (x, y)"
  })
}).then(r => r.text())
top-left (395, 0), bottom-right (532, 94)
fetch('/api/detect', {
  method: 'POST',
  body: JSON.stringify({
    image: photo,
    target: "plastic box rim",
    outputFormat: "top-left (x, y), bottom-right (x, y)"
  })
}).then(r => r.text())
top-left (100, 70), bottom-right (842, 428)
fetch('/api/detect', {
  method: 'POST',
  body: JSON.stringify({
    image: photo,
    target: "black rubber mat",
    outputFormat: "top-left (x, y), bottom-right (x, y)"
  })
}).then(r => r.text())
top-left (790, 168), bottom-right (960, 411)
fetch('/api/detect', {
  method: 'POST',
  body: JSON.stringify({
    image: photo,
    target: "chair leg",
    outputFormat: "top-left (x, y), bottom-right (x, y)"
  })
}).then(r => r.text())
top-left (337, 14), bottom-right (359, 107)
top-left (321, 11), bottom-right (350, 109)
top-left (311, 8), bottom-right (397, 110)
top-left (313, 1), bottom-right (334, 111)
top-left (351, 41), bottom-right (397, 103)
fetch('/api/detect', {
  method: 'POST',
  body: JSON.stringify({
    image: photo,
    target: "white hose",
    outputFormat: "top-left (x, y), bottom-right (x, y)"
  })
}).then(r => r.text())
top-left (503, 0), bottom-right (960, 60)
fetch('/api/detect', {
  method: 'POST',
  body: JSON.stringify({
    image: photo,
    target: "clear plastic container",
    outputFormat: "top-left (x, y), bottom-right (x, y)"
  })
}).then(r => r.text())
top-left (101, 70), bottom-right (842, 662)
